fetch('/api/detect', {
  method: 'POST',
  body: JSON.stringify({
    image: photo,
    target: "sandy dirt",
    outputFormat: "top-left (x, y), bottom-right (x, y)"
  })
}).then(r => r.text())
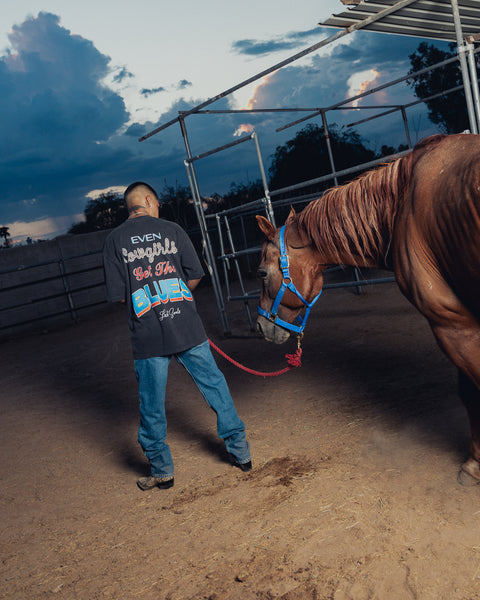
top-left (2, 276), bottom-right (480, 600)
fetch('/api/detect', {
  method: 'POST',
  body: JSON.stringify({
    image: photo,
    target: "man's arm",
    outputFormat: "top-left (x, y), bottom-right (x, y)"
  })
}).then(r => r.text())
top-left (187, 278), bottom-right (202, 292)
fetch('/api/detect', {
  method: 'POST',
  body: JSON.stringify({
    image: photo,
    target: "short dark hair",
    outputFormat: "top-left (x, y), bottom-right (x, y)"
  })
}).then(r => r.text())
top-left (124, 181), bottom-right (158, 203)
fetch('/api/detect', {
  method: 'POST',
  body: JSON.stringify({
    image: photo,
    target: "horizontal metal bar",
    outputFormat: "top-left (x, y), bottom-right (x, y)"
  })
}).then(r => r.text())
top-left (205, 198), bottom-right (266, 219)
top-left (184, 132), bottom-right (254, 163)
top-left (0, 300), bottom-right (108, 331)
top-left (346, 83), bottom-right (465, 128)
top-left (0, 249), bottom-right (103, 276)
top-left (0, 281), bottom-right (106, 314)
top-left (269, 149), bottom-right (410, 197)
top-left (323, 276), bottom-right (395, 290)
top-left (218, 246), bottom-right (262, 260)
top-left (188, 105), bottom-right (402, 115)
top-left (226, 275), bottom-right (396, 303)
top-left (1, 264), bottom-right (104, 293)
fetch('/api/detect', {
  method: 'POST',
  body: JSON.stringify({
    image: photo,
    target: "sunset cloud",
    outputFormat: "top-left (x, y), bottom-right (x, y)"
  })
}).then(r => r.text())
top-left (233, 123), bottom-right (255, 137)
top-left (347, 68), bottom-right (382, 107)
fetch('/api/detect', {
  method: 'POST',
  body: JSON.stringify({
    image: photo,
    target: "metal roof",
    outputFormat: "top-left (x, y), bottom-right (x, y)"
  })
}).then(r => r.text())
top-left (321, 0), bottom-right (480, 43)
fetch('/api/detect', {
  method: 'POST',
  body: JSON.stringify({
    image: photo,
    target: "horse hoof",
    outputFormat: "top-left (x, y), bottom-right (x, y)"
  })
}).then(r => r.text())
top-left (458, 468), bottom-right (480, 487)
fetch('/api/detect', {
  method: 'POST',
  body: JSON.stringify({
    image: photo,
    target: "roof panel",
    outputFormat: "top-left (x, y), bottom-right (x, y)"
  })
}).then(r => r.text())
top-left (321, 0), bottom-right (480, 42)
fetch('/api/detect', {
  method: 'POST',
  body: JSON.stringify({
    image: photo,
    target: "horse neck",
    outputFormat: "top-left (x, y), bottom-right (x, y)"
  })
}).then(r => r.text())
top-left (298, 160), bottom-right (404, 268)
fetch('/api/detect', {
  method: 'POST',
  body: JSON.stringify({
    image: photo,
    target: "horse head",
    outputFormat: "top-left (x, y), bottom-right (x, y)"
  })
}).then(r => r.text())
top-left (256, 208), bottom-right (326, 344)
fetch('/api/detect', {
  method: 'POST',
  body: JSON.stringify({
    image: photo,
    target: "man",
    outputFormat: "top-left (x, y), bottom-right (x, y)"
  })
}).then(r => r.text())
top-left (103, 181), bottom-right (251, 491)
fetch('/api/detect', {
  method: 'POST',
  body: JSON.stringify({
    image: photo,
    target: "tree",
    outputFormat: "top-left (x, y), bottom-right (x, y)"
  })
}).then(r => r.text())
top-left (407, 42), bottom-right (472, 134)
top-left (158, 183), bottom-right (195, 229)
top-left (222, 180), bottom-right (265, 210)
top-left (0, 226), bottom-right (11, 248)
top-left (69, 192), bottom-right (128, 233)
top-left (268, 123), bottom-right (377, 192)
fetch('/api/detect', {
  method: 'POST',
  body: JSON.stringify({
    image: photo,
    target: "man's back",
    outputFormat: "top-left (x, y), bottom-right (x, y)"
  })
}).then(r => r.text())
top-left (103, 216), bottom-right (206, 359)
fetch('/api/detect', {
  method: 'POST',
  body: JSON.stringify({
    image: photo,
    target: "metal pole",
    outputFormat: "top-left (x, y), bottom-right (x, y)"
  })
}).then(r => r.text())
top-left (321, 111), bottom-right (338, 186)
top-left (400, 106), bottom-right (413, 149)
top-left (179, 117), bottom-right (231, 334)
top-left (466, 43), bottom-right (480, 131)
top-left (252, 132), bottom-right (275, 225)
top-left (215, 214), bottom-right (231, 301)
top-left (239, 214), bottom-right (252, 273)
top-left (56, 239), bottom-right (77, 322)
top-left (451, 0), bottom-right (478, 133)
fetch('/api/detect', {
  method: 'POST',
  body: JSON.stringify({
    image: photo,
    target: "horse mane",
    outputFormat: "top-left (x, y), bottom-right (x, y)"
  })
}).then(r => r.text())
top-left (295, 135), bottom-right (447, 267)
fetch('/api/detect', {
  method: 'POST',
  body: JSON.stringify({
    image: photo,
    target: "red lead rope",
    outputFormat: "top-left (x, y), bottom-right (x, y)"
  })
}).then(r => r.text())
top-left (208, 338), bottom-right (302, 377)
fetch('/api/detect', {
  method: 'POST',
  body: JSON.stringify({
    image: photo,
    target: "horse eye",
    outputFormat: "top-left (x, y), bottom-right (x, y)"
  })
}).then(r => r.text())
top-left (257, 269), bottom-right (268, 279)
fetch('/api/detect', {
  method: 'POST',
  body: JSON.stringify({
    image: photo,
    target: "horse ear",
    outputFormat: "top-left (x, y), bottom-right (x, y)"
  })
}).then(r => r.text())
top-left (285, 207), bottom-right (310, 248)
top-left (286, 206), bottom-right (296, 223)
top-left (256, 215), bottom-right (276, 241)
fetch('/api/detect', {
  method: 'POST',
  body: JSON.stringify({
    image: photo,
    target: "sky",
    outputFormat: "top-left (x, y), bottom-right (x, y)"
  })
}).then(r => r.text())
top-left (1, 0), bottom-right (450, 243)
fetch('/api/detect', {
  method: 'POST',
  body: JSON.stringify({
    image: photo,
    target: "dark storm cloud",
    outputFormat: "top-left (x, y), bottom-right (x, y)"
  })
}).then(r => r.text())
top-left (232, 27), bottom-right (328, 56)
top-left (140, 86), bottom-right (167, 97)
top-left (177, 79), bottom-right (192, 89)
top-left (0, 12), bottom-right (130, 224)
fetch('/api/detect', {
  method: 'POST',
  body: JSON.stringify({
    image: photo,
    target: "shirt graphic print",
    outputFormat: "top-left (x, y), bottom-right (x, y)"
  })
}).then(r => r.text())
top-left (103, 216), bottom-right (207, 359)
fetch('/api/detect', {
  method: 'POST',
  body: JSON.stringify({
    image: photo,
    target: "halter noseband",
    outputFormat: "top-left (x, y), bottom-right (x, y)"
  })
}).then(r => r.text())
top-left (257, 225), bottom-right (322, 335)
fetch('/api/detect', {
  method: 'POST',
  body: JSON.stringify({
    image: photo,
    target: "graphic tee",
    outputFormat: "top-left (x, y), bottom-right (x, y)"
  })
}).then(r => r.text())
top-left (103, 216), bottom-right (207, 359)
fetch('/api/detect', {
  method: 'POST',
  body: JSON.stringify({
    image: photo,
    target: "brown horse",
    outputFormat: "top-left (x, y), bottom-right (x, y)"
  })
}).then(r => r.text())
top-left (256, 133), bottom-right (480, 485)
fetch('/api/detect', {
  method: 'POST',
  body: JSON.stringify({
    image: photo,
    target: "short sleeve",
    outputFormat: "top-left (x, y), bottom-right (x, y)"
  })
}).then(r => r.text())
top-left (103, 234), bottom-right (126, 302)
top-left (178, 228), bottom-right (205, 281)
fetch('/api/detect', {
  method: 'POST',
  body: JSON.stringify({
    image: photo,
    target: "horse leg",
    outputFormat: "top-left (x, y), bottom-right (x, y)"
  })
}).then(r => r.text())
top-left (458, 370), bottom-right (480, 484)
top-left (428, 319), bottom-right (480, 484)
top-left (395, 236), bottom-right (480, 483)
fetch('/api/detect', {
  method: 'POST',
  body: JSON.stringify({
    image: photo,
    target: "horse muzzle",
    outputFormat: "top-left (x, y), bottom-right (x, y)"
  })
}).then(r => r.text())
top-left (256, 315), bottom-right (291, 344)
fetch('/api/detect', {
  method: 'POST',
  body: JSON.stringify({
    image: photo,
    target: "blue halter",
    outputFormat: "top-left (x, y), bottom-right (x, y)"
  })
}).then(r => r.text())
top-left (257, 225), bottom-right (322, 335)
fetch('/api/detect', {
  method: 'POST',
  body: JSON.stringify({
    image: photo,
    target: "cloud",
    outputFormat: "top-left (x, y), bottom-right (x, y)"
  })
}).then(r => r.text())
top-left (232, 27), bottom-right (328, 56)
top-left (86, 185), bottom-right (126, 199)
top-left (0, 12), bottom-right (130, 226)
top-left (7, 214), bottom-right (85, 243)
top-left (177, 79), bottom-right (192, 90)
top-left (347, 68), bottom-right (382, 107)
top-left (140, 86), bottom-right (167, 97)
top-left (233, 123), bottom-right (255, 137)
top-left (113, 66), bottom-right (134, 83)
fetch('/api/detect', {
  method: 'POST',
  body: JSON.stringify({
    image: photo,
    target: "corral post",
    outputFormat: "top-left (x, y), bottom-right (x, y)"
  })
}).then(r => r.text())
top-left (451, 0), bottom-right (478, 133)
top-left (178, 117), bottom-right (231, 335)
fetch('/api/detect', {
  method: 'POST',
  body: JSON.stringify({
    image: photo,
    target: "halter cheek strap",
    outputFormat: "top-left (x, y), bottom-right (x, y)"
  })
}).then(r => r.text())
top-left (257, 225), bottom-right (322, 335)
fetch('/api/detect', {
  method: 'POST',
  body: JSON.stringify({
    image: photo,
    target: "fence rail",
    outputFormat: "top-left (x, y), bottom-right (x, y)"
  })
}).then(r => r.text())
top-left (0, 233), bottom-right (109, 335)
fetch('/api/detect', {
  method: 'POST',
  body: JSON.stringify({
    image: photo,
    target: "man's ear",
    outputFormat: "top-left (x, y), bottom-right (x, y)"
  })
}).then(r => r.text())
top-left (256, 215), bottom-right (276, 241)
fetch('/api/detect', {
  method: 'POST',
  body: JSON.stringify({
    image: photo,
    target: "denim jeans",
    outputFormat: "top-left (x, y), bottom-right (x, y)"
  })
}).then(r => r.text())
top-left (134, 339), bottom-right (250, 477)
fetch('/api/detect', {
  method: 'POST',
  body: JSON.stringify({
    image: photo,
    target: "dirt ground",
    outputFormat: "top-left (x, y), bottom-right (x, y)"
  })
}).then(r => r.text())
top-left (2, 275), bottom-right (480, 600)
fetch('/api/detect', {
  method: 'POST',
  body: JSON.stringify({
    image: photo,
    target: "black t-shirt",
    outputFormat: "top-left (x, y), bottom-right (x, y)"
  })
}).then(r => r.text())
top-left (103, 216), bottom-right (207, 359)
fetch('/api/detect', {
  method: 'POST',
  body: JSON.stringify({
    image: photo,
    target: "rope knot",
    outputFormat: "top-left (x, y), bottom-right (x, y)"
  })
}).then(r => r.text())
top-left (285, 347), bottom-right (302, 368)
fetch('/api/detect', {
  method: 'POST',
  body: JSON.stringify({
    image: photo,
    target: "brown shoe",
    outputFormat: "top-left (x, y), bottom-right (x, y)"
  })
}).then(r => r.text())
top-left (137, 476), bottom-right (174, 491)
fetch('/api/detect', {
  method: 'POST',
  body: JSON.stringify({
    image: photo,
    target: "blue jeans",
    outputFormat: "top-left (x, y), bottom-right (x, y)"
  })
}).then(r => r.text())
top-left (134, 339), bottom-right (250, 478)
